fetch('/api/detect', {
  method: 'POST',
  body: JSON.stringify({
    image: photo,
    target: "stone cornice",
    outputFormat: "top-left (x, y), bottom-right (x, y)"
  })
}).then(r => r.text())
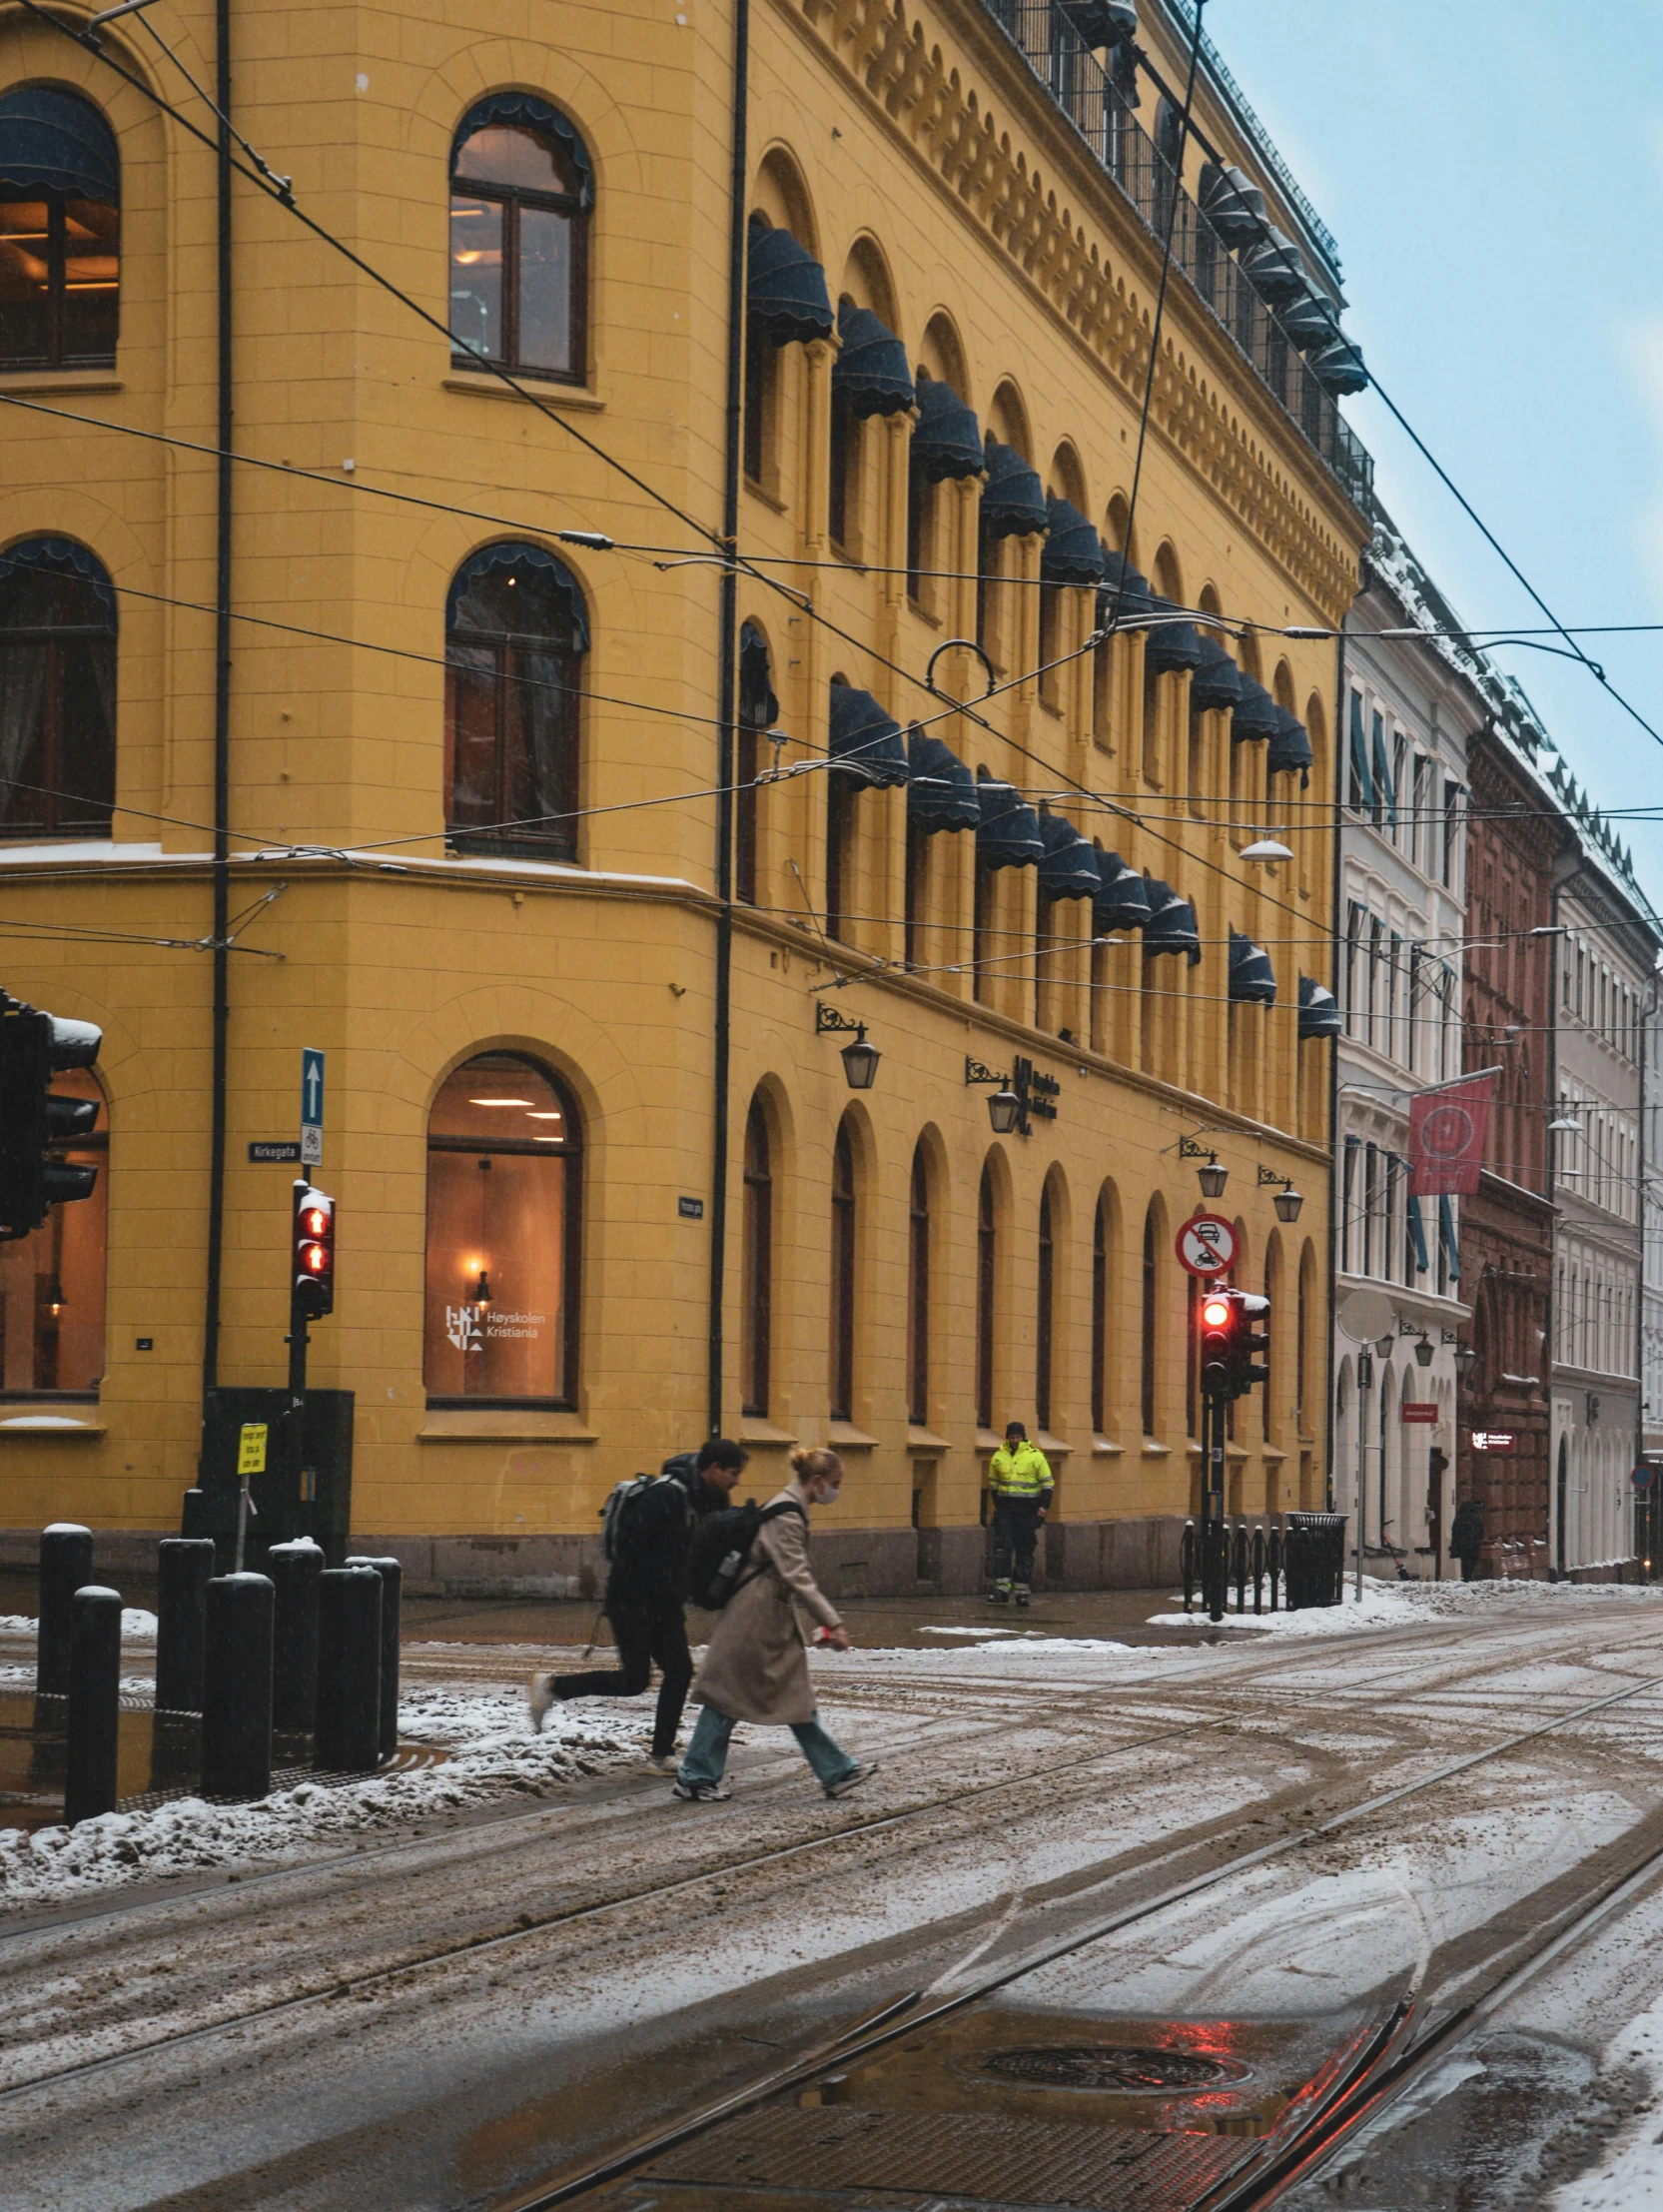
top-left (789, 0), bottom-right (1366, 620)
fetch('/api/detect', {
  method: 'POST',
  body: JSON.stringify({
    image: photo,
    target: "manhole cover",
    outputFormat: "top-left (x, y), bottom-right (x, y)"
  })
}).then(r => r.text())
top-left (981, 2044), bottom-right (1245, 2092)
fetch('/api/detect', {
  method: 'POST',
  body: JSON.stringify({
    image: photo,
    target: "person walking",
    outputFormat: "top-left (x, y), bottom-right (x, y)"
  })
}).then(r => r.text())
top-left (528, 1439), bottom-right (747, 1768)
top-left (1449, 1496), bottom-right (1485, 1584)
top-left (672, 1445), bottom-right (875, 1804)
top-left (987, 1420), bottom-right (1053, 1607)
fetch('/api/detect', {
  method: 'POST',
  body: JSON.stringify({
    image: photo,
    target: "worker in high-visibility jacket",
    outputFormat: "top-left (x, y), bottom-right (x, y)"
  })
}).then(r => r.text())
top-left (986, 1422), bottom-right (1054, 1607)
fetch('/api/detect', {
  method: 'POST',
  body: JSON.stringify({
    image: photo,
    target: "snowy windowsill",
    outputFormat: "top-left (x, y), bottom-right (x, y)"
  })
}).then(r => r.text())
top-left (0, 1415), bottom-right (105, 1436)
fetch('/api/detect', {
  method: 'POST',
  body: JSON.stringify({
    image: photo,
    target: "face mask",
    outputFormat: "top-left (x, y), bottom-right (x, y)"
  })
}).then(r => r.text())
top-left (815, 1481), bottom-right (842, 1506)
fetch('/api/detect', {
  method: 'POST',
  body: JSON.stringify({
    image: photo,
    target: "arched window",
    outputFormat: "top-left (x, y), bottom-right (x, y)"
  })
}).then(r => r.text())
top-left (1141, 1202), bottom-right (1159, 1437)
top-left (0, 1065), bottom-right (105, 1397)
top-left (740, 1095), bottom-right (772, 1417)
top-left (735, 622), bottom-right (776, 907)
top-left (444, 544), bottom-right (586, 860)
top-left (907, 1141), bottom-right (930, 1426)
top-left (0, 539), bottom-right (116, 837)
top-left (976, 1161), bottom-right (996, 1431)
top-left (449, 93), bottom-right (591, 381)
top-left (1036, 1179), bottom-right (1055, 1434)
top-left (830, 1118), bottom-right (856, 1420)
top-left (0, 87), bottom-right (120, 370)
top-left (1091, 1194), bottom-right (1108, 1434)
top-left (423, 1052), bottom-right (581, 1406)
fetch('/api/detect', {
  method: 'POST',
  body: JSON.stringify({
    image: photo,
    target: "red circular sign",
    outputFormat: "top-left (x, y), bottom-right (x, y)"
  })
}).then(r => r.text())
top-left (1176, 1213), bottom-right (1238, 1277)
top-left (1420, 1102), bottom-right (1477, 1161)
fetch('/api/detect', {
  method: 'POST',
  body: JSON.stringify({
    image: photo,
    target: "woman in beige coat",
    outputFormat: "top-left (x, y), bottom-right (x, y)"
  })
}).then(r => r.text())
top-left (673, 1447), bottom-right (875, 1803)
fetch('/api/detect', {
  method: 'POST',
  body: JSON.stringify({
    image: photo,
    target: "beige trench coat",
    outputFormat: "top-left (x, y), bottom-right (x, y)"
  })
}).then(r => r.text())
top-left (689, 1479), bottom-right (842, 1725)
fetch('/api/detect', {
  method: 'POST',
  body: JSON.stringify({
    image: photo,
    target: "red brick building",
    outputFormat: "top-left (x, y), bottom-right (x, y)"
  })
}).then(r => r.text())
top-left (1457, 726), bottom-right (1567, 1572)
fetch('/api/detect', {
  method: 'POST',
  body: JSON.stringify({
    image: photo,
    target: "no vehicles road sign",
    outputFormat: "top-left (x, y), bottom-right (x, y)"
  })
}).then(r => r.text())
top-left (1176, 1213), bottom-right (1237, 1277)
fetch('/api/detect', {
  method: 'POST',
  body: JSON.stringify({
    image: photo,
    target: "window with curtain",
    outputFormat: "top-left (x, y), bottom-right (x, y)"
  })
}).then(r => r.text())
top-left (444, 544), bottom-right (586, 860)
top-left (0, 540), bottom-right (116, 839)
top-left (830, 1119), bottom-right (856, 1420)
top-left (449, 94), bottom-right (590, 381)
top-left (0, 87), bottom-right (120, 370)
top-left (907, 1143), bottom-right (930, 1427)
top-left (740, 1096), bottom-right (771, 1417)
top-left (0, 1065), bottom-right (106, 1397)
top-left (976, 1162), bottom-right (996, 1431)
top-left (423, 1052), bottom-right (580, 1406)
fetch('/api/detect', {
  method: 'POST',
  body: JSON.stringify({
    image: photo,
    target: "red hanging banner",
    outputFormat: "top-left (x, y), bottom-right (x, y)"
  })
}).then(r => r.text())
top-left (1408, 1073), bottom-right (1495, 1196)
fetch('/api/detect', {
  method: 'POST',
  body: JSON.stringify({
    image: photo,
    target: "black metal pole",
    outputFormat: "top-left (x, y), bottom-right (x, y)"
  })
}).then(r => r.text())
top-left (155, 1536), bottom-right (216, 1711)
top-left (1203, 1391), bottom-right (1226, 1623)
top-left (201, 1572), bottom-right (274, 1800)
top-left (64, 1585), bottom-right (122, 1825)
top-left (706, 0), bottom-right (750, 1439)
top-left (346, 1554), bottom-right (402, 1760)
top-left (285, 1175), bottom-right (309, 1530)
top-left (36, 1523), bottom-right (95, 1700)
top-left (314, 1565), bottom-right (382, 1772)
top-left (269, 1536), bottom-right (324, 1736)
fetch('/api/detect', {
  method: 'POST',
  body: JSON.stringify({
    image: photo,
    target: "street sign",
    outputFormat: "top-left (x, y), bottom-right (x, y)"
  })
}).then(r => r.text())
top-left (1471, 1430), bottom-right (1515, 1453)
top-left (237, 1422), bottom-right (268, 1475)
top-left (301, 1047), bottom-right (325, 1166)
top-left (1176, 1213), bottom-right (1237, 1277)
top-left (1634, 1465), bottom-right (1656, 1492)
top-left (1401, 1402), bottom-right (1439, 1425)
top-left (249, 1141), bottom-right (302, 1164)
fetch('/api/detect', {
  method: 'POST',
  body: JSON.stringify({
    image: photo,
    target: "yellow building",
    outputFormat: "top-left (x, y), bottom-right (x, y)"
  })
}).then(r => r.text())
top-left (0, 0), bottom-right (1367, 1592)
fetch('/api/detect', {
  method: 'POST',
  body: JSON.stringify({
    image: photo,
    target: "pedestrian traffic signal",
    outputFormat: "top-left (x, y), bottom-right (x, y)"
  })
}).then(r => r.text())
top-left (1196, 1288), bottom-right (1272, 1401)
top-left (293, 1184), bottom-right (336, 1317)
top-left (0, 993), bottom-right (102, 1240)
top-left (1199, 1292), bottom-right (1234, 1400)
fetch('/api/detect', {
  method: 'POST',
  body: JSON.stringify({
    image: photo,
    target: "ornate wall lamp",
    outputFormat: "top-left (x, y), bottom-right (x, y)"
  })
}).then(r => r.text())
top-left (815, 1002), bottom-right (880, 1090)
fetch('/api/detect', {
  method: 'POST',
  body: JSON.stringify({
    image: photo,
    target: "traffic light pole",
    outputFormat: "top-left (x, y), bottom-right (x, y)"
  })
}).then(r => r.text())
top-left (1201, 1385), bottom-right (1227, 1623)
top-left (286, 1178), bottom-right (311, 1543)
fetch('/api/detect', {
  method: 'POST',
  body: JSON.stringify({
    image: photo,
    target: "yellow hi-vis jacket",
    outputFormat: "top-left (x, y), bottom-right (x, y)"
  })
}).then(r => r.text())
top-left (988, 1440), bottom-right (1053, 1504)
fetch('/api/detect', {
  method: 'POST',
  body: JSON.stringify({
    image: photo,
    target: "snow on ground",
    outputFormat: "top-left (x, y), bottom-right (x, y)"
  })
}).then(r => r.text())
top-left (0, 1609), bottom-right (156, 1641)
top-left (0, 1679), bottom-right (644, 1918)
top-left (1149, 1574), bottom-right (1663, 1636)
top-left (1549, 1990), bottom-right (1663, 2209)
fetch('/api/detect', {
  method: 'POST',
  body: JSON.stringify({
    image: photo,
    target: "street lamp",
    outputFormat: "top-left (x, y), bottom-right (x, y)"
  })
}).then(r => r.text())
top-left (1197, 1153), bottom-right (1229, 1200)
top-left (1257, 1165), bottom-right (1302, 1221)
top-left (988, 1086), bottom-right (1022, 1135)
top-left (1455, 1343), bottom-right (1478, 1382)
top-left (1375, 1331), bottom-right (1395, 1363)
top-left (1414, 1333), bottom-right (1435, 1369)
top-left (815, 1001), bottom-right (880, 1089)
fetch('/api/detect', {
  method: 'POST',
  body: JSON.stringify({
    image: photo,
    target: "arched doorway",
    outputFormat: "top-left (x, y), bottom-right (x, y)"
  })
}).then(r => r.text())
top-left (1556, 1433), bottom-right (1568, 1578)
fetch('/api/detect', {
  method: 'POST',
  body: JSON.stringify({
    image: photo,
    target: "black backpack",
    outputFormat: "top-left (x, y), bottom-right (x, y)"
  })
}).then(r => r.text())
top-left (686, 1498), bottom-right (804, 1611)
top-left (600, 1474), bottom-right (690, 1571)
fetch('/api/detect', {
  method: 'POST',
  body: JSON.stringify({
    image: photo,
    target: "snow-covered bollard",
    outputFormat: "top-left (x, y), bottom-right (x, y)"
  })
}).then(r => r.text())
top-left (269, 1538), bottom-right (325, 1737)
top-left (65, 1585), bottom-right (122, 1825)
top-left (36, 1522), bottom-right (95, 1700)
top-left (347, 1555), bottom-right (402, 1761)
top-left (201, 1572), bottom-right (274, 1801)
top-left (315, 1565), bottom-right (382, 1773)
top-left (155, 1537), bottom-right (216, 1714)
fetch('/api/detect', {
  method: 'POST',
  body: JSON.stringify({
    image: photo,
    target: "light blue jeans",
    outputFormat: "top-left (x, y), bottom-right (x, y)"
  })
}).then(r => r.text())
top-left (679, 1701), bottom-right (856, 1789)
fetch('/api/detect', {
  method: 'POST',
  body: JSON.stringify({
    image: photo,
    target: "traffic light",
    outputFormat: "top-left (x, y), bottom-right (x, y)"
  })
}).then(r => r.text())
top-left (293, 1184), bottom-right (336, 1317)
top-left (1232, 1291), bottom-right (1271, 1398)
top-left (1199, 1291), bottom-right (1234, 1401)
top-left (0, 993), bottom-right (102, 1240)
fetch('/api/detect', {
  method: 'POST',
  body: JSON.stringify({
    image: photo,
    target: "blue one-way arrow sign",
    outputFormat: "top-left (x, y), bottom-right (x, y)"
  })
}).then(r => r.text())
top-left (301, 1047), bottom-right (325, 1166)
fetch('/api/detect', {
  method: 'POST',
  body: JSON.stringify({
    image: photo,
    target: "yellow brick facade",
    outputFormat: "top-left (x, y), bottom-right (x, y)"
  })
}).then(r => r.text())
top-left (0, 0), bottom-right (1365, 1589)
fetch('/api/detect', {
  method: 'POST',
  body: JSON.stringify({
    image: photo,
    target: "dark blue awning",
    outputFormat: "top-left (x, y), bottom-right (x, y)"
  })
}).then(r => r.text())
top-left (1267, 706), bottom-right (1313, 785)
top-left (0, 535), bottom-right (116, 623)
top-left (828, 683), bottom-right (909, 787)
top-left (1093, 850), bottom-right (1152, 933)
top-left (0, 86), bottom-right (120, 203)
top-left (1439, 1194), bottom-right (1460, 1281)
top-left (1040, 496), bottom-right (1104, 585)
top-left (452, 91), bottom-right (593, 206)
top-left (911, 379), bottom-right (983, 483)
top-left (1055, 0), bottom-right (1137, 46)
top-left (1145, 594), bottom-right (1202, 674)
top-left (976, 766), bottom-right (1043, 869)
top-left (907, 729), bottom-right (979, 833)
top-left (980, 441), bottom-right (1048, 540)
top-left (1297, 973), bottom-right (1341, 1040)
top-left (1244, 226), bottom-right (1305, 304)
top-left (1143, 878), bottom-right (1201, 964)
top-left (1229, 930), bottom-right (1276, 1005)
top-left (1282, 286), bottom-right (1338, 352)
top-left (1198, 160), bottom-right (1265, 245)
top-left (446, 541), bottom-right (589, 648)
top-left (1191, 631), bottom-right (1242, 712)
top-left (1231, 672), bottom-right (1280, 743)
top-left (747, 224), bottom-right (834, 347)
top-left (739, 622), bottom-right (778, 730)
top-left (1311, 334), bottom-right (1368, 395)
top-left (833, 301), bottom-right (914, 419)
top-left (1037, 810), bottom-right (1102, 901)
top-left (1098, 552), bottom-right (1155, 628)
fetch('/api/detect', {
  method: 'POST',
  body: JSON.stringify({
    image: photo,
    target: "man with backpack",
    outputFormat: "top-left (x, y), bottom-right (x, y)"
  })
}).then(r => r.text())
top-left (528, 1439), bottom-right (747, 1768)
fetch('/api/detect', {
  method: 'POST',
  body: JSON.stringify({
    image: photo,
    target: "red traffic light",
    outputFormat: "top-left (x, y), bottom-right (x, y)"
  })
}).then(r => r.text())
top-left (292, 1183), bottom-right (336, 1317)
top-left (1201, 1295), bottom-right (1232, 1329)
top-left (301, 1205), bottom-right (329, 1238)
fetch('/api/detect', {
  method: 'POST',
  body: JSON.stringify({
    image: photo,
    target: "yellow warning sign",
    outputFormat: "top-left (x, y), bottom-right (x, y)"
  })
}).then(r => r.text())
top-left (238, 1422), bottom-right (269, 1476)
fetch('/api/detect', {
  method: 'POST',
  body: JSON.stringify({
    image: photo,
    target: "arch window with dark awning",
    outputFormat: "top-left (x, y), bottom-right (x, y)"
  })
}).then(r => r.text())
top-left (450, 93), bottom-right (592, 382)
top-left (1198, 159), bottom-right (1266, 244)
top-left (1230, 672), bottom-right (1280, 744)
top-left (975, 765), bottom-right (1043, 869)
top-left (1055, 0), bottom-right (1137, 46)
top-left (1229, 930), bottom-right (1276, 1004)
top-left (910, 378), bottom-right (983, 484)
top-left (906, 729), bottom-right (979, 833)
top-left (1145, 594), bottom-right (1202, 674)
top-left (1267, 705), bottom-right (1313, 786)
top-left (827, 682), bottom-right (909, 787)
top-left (1036, 809), bottom-right (1102, 900)
top-left (1191, 631), bottom-right (1242, 712)
top-left (1143, 878), bottom-right (1201, 963)
top-left (1243, 226), bottom-right (1305, 305)
top-left (746, 221), bottom-right (833, 347)
top-left (0, 87), bottom-right (120, 370)
top-left (1093, 848), bottom-right (1152, 933)
top-left (1297, 974), bottom-right (1341, 1039)
top-left (1098, 552), bottom-right (1155, 629)
top-left (1040, 497), bottom-right (1104, 585)
top-left (1312, 333), bottom-right (1368, 396)
top-left (734, 622), bottom-right (778, 905)
top-left (980, 441), bottom-right (1049, 539)
top-left (832, 301), bottom-right (913, 418)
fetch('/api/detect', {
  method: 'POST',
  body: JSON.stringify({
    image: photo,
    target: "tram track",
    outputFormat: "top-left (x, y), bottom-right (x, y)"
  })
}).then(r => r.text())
top-left (493, 1663), bottom-right (1663, 2210)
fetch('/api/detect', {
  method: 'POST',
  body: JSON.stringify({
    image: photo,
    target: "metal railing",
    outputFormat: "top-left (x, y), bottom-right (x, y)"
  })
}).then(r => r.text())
top-left (979, 0), bottom-right (1373, 515)
top-left (1181, 1511), bottom-right (1348, 1614)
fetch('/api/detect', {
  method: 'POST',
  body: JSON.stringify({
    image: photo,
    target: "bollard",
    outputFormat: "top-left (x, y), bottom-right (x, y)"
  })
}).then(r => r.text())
top-left (1267, 1523), bottom-right (1282, 1612)
top-left (1181, 1521), bottom-right (1196, 1615)
top-left (200, 1573), bottom-right (275, 1801)
top-left (347, 1556), bottom-right (402, 1760)
top-left (1232, 1523), bottom-right (1248, 1615)
top-left (269, 1539), bottom-right (325, 1738)
top-left (315, 1566), bottom-right (382, 1772)
top-left (1251, 1526), bottom-right (1265, 1615)
top-left (36, 1523), bottom-right (95, 1699)
top-left (155, 1538), bottom-right (217, 1712)
top-left (64, 1585), bottom-right (123, 1826)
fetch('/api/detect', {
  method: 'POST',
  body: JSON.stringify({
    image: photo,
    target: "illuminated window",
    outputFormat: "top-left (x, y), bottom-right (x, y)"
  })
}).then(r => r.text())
top-left (0, 1067), bottom-right (106, 1397)
top-left (448, 94), bottom-right (591, 382)
top-left (0, 87), bottom-right (120, 370)
top-left (423, 1052), bottom-right (580, 1406)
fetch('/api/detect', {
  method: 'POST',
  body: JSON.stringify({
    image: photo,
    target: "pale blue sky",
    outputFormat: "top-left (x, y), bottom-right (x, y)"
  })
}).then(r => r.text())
top-left (1218, 2), bottom-right (1663, 902)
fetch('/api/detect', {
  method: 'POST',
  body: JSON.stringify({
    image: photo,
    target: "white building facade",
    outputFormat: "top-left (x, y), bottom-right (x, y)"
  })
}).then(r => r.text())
top-left (1332, 521), bottom-right (1470, 1578)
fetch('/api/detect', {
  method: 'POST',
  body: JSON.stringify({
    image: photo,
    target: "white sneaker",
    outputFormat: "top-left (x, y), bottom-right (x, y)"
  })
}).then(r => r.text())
top-left (824, 1761), bottom-right (877, 1800)
top-left (527, 1671), bottom-right (556, 1733)
top-left (672, 1777), bottom-right (732, 1802)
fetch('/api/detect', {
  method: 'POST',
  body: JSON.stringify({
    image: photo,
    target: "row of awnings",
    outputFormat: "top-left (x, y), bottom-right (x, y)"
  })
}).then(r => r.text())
top-left (824, 682), bottom-right (1333, 1018)
top-left (1196, 159), bottom-right (1367, 397)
